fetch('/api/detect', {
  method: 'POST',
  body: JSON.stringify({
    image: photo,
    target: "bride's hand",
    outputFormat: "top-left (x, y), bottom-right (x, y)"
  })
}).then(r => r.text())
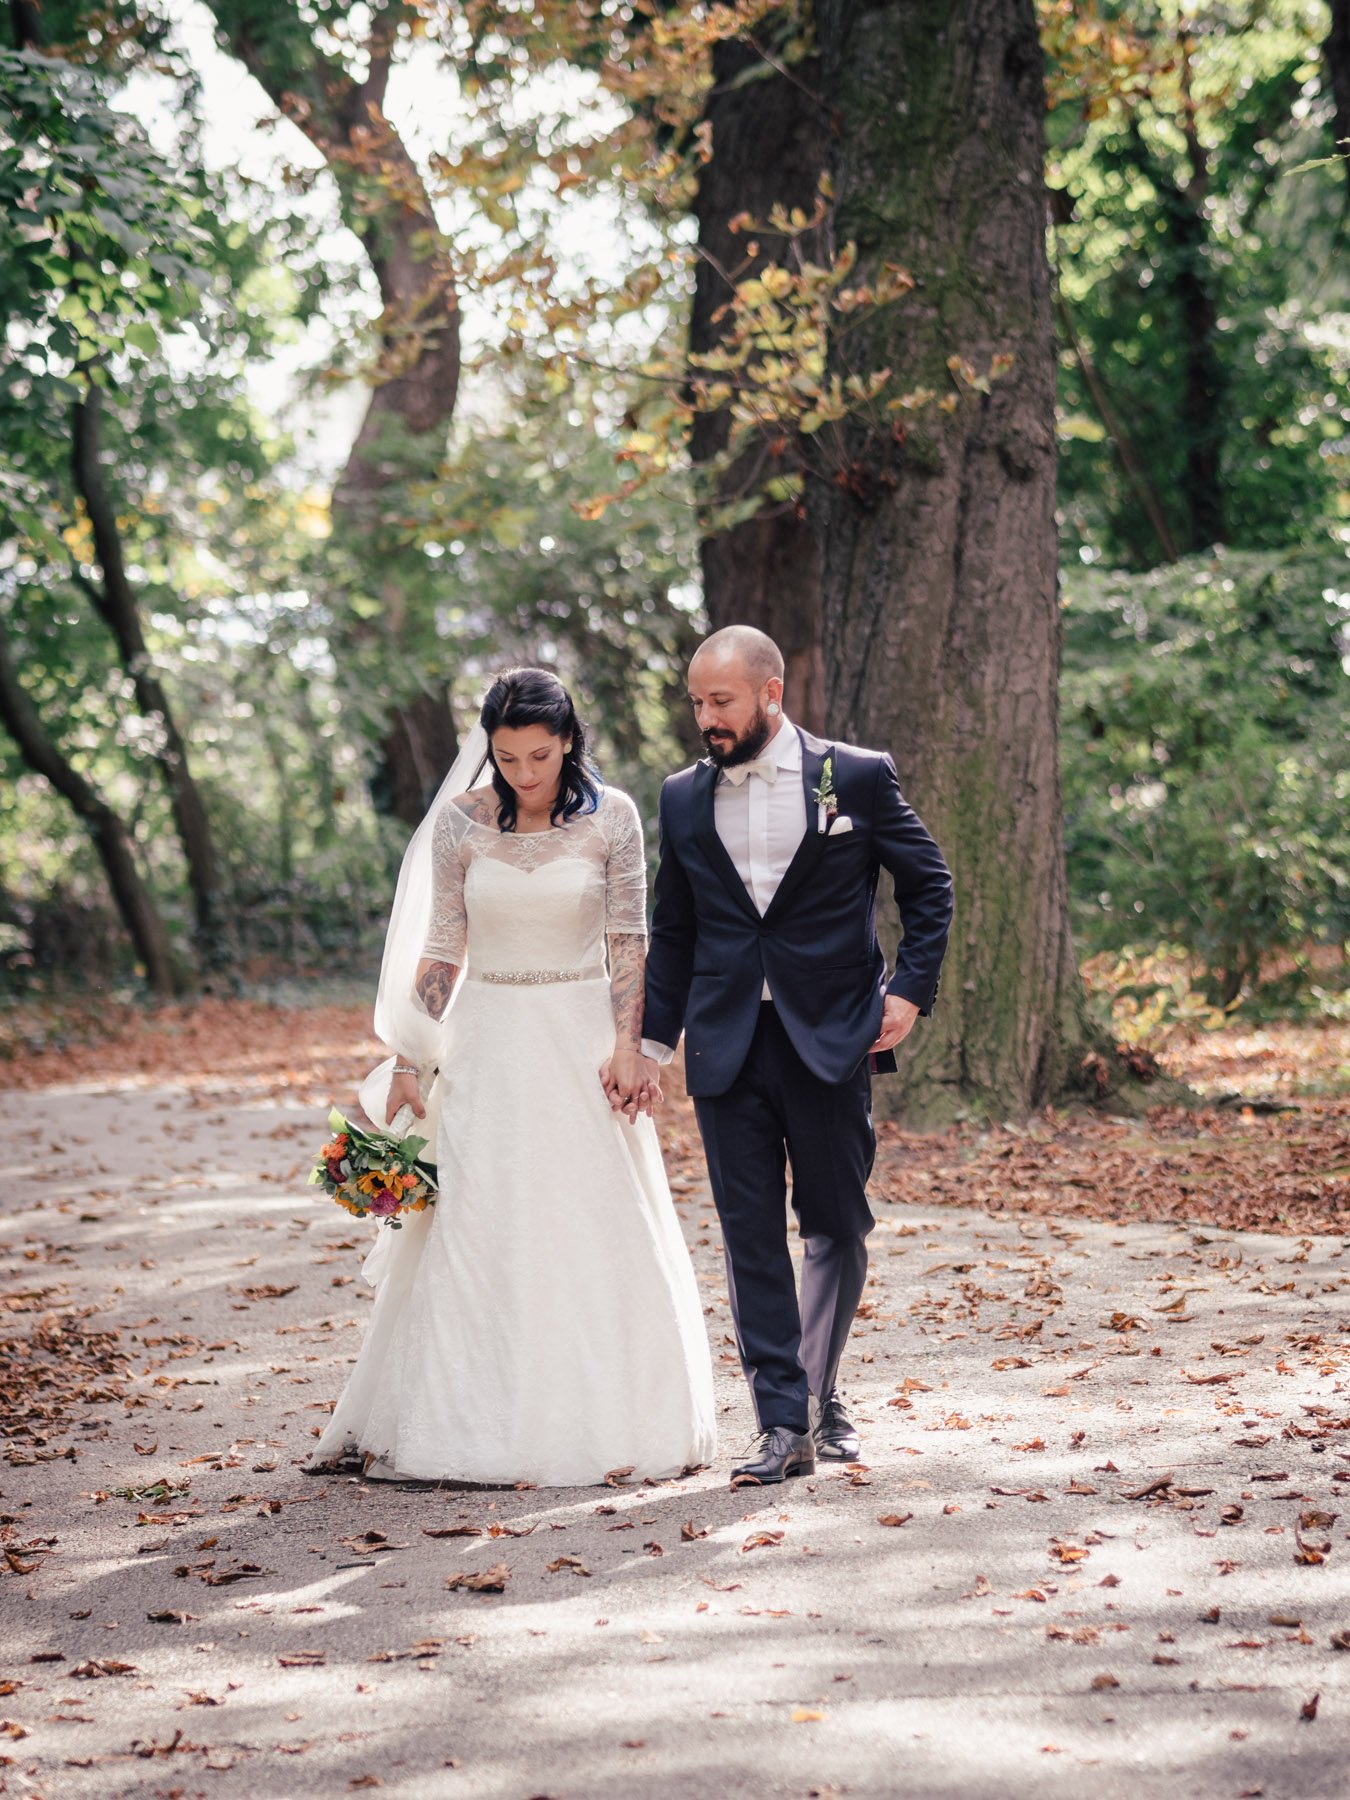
top-left (602, 1048), bottom-right (661, 1122)
top-left (386, 1070), bottom-right (425, 1126)
top-left (599, 1051), bottom-right (639, 1118)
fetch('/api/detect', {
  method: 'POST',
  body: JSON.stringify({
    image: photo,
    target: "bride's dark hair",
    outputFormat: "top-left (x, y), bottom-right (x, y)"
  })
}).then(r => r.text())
top-left (479, 667), bottom-right (599, 832)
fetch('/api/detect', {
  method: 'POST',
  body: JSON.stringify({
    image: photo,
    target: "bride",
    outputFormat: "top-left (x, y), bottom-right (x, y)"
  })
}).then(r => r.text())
top-left (308, 667), bottom-right (716, 1485)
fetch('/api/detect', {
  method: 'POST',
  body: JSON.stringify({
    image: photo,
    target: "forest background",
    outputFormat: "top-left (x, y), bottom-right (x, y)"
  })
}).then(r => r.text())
top-left (2, 0), bottom-right (1349, 1128)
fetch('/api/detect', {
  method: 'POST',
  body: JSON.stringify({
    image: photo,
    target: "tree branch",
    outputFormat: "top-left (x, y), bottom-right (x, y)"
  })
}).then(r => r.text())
top-left (1054, 292), bottom-right (1180, 565)
top-left (71, 383), bottom-right (233, 965)
top-left (0, 611), bottom-right (180, 993)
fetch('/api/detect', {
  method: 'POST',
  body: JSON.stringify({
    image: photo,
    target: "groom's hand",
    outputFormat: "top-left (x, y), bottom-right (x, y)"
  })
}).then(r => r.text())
top-left (871, 994), bottom-right (919, 1054)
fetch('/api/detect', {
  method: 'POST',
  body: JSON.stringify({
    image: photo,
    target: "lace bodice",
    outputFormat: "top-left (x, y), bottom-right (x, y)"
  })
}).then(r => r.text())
top-left (422, 784), bottom-right (647, 975)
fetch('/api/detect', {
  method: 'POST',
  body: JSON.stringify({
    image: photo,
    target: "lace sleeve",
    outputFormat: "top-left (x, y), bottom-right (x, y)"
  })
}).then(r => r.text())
top-left (602, 789), bottom-right (649, 938)
top-left (422, 802), bottom-right (469, 963)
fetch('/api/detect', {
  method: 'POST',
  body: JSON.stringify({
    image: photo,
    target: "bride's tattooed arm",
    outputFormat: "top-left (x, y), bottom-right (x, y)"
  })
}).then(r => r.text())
top-left (414, 958), bottom-right (460, 1022)
top-left (607, 932), bottom-right (646, 1049)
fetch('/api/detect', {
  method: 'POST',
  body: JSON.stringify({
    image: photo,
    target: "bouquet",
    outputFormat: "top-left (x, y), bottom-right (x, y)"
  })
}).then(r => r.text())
top-left (309, 1106), bottom-right (437, 1227)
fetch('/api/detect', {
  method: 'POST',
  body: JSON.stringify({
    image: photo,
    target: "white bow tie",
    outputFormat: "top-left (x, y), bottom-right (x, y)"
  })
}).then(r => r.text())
top-left (722, 757), bottom-right (779, 786)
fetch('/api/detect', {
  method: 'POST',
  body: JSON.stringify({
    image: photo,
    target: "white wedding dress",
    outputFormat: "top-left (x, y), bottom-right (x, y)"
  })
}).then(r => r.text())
top-left (310, 785), bottom-right (716, 1486)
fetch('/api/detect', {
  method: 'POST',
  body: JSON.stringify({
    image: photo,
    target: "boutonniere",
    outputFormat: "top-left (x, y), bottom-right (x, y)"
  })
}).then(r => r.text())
top-left (813, 753), bottom-right (838, 834)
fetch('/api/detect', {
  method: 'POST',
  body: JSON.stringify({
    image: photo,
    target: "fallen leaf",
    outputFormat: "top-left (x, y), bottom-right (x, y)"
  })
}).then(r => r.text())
top-left (545, 1556), bottom-right (591, 1577)
top-left (445, 1563), bottom-right (510, 1593)
top-left (741, 1531), bottom-right (785, 1552)
top-left (877, 1513), bottom-right (913, 1528)
top-left (1300, 1693), bottom-right (1319, 1722)
top-left (1120, 1475), bottom-right (1173, 1500)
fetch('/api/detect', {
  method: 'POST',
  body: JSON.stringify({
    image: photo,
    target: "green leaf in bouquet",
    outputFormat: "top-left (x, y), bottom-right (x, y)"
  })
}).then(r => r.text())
top-left (328, 1106), bottom-right (348, 1134)
top-left (402, 1135), bottom-right (429, 1160)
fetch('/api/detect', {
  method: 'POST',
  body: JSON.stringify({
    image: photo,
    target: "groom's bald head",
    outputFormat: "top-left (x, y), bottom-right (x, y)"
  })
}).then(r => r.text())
top-left (688, 625), bottom-right (786, 768)
top-left (690, 625), bottom-right (785, 688)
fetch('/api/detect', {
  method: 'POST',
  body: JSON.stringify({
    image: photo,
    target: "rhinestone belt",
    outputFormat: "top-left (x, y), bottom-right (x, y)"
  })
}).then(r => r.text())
top-left (468, 964), bottom-right (605, 986)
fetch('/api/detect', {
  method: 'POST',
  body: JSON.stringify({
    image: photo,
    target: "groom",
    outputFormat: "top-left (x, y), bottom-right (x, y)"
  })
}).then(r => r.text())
top-left (637, 626), bottom-right (953, 1486)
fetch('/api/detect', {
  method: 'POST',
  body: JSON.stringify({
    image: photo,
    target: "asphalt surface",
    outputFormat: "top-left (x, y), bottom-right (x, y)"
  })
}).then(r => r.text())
top-left (2, 1077), bottom-right (1349, 1799)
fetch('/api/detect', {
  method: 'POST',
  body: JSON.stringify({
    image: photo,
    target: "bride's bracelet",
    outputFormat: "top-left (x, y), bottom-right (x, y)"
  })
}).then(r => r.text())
top-left (393, 1061), bottom-right (420, 1078)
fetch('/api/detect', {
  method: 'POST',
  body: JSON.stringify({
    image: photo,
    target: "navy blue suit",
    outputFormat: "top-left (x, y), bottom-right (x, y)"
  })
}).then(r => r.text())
top-left (644, 727), bottom-right (954, 1433)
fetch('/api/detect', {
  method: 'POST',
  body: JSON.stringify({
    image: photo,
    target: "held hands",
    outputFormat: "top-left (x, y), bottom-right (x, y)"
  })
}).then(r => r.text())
top-left (385, 1069), bottom-right (426, 1126)
top-left (599, 1046), bottom-right (662, 1122)
top-left (870, 994), bottom-right (920, 1055)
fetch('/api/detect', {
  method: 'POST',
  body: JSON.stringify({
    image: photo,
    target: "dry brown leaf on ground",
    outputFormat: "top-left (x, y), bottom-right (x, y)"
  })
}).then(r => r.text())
top-left (742, 1530), bottom-right (785, 1551)
top-left (445, 1563), bottom-right (510, 1593)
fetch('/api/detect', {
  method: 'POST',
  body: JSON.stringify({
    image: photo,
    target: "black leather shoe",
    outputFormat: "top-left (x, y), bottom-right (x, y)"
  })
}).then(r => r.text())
top-left (730, 1425), bottom-right (815, 1487)
top-left (813, 1390), bottom-right (861, 1461)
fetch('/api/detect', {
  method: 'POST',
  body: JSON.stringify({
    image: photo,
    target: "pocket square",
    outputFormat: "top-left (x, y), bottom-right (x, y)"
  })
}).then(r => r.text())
top-left (826, 815), bottom-right (854, 836)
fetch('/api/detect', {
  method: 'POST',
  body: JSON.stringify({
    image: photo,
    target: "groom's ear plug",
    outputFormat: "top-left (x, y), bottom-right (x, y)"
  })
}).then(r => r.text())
top-left (767, 702), bottom-right (781, 716)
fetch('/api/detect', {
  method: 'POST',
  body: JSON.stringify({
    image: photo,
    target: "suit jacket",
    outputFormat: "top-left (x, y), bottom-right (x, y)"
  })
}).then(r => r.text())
top-left (644, 726), bottom-right (954, 1097)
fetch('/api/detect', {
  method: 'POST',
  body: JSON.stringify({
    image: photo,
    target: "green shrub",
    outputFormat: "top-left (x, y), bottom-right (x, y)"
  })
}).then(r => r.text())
top-left (1061, 548), bottom-right (1350, 1003)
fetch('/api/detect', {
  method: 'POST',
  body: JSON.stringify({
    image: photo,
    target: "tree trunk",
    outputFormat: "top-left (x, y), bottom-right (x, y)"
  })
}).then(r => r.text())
top-left (1122, 31), bottom-right (1226, 553)
top-left (1052, 292), bottom-right (1181, 565)
top-left (689, 30), bottom-right (829, 732)
top-left (8, 2), bottom-right (41, 50)
top-left (71, 385), bottom-right (234, 973)
top-left (206, 0), bottom-right (462, 824)
top-left (812, 0), bottom-right (1091, 1125)
top-left (0, 617), bottom-right (181, 995)
top-left (1326, 0), bottom-right (1350, 201)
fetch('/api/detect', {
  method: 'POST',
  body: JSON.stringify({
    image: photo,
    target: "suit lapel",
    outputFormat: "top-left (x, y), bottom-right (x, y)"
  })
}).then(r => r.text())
top-left (691, 758), bottom-right (762, 923)
top-left (762, 734), bottom-right (832, 924)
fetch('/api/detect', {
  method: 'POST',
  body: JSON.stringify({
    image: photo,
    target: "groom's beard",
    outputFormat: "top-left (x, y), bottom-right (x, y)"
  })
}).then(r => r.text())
top-left (703, 707), bottom-right (772, 768)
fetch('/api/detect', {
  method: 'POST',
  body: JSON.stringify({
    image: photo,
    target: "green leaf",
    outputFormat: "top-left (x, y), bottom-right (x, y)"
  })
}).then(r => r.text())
top-left (123, 321), bottom-right (159, 356)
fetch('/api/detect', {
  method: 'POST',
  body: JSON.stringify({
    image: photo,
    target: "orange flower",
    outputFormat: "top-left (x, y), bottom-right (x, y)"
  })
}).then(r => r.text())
top-left (401, 1172), bottom-right (418, 1189)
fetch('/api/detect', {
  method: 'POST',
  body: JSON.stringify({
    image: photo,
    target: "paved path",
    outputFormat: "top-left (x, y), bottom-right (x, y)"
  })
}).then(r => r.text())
top-left (2, 1079), bottom-right (1349, 1799)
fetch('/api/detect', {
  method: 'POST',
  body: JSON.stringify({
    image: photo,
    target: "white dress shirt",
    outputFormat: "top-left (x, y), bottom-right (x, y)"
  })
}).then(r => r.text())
top-left (642, 718), bottom-right (807, 1061)
top-left (713, 716), bottom-right (807, 919)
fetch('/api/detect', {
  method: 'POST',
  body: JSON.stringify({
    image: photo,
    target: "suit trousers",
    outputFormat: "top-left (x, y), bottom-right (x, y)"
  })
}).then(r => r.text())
top-left (693, 1002), bottom-right (876, 1433)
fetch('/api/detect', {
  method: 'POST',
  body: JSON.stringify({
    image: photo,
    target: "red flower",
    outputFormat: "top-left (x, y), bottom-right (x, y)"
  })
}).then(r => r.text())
top-left (369, 1188), bottom-right (402, 1216)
